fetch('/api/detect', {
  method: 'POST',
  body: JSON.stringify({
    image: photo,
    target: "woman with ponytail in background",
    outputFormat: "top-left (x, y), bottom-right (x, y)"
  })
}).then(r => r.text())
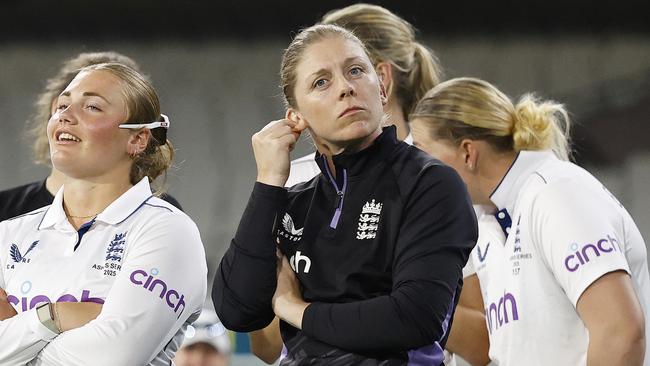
top-left (410, 77), bottom-right (650, 365)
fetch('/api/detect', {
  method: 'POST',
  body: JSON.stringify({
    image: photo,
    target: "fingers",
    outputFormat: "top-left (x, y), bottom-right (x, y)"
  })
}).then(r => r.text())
top-left (253, 120), bottom-right (300, 150)
top-left (260, 119), bottom-right (297, 137)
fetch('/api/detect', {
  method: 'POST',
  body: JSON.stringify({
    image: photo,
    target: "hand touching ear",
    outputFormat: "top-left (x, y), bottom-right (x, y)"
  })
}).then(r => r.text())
top-left (252, 114), bottom-right (306, 187)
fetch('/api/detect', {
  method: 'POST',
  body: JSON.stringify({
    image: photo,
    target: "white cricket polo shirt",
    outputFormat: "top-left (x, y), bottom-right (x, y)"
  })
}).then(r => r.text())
top-left (484, 150), bottom-right (650, 365)
top-left (0, 178), bottom-right (207, 366)
top-left (467, 206), bottom-right (506, 303)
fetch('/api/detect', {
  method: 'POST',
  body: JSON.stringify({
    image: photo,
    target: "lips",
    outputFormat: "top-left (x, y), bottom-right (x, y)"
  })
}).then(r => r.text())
top-left (338, 106), bottom-right (365, 118)
top-left (55, 130), bottom-right (82, 143)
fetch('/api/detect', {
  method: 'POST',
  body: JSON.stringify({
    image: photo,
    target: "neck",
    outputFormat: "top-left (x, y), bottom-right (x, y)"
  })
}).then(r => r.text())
top-left (475, 150), bottom-right (518, 207)
top-left (45, 168), bottom-right (66, 195)
top-left (61, 172), bottom-right (133, 229)
top-left (314, 126), bottom-right (383, 178)
top-left (384, 99), bottom-right (409, 141)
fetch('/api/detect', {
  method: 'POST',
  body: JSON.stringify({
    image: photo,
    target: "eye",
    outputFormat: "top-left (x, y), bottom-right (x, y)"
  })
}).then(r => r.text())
top-left (86, 104), bottom-right (102, 112)
top-left (314, 78), bottom-right (328, 89)
top-left (349, 66), bottom-right (364, 76)
top-left (56, 103), bottom-right (68, 111)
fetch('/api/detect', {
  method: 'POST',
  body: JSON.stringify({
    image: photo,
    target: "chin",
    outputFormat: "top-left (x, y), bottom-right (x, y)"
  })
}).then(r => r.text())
top-left (344, 120), bottom-right (379, 139)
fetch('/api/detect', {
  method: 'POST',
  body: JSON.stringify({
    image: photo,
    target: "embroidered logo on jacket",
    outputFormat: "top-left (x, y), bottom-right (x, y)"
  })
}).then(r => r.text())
top-left (9, 241), bottom-right (39, 264)
top-left (278, 213), bottom-right (303, 242)
top-left (103, 232), bottom-right (126, 277)
top-left (356, 200), bottom-right (382, 240)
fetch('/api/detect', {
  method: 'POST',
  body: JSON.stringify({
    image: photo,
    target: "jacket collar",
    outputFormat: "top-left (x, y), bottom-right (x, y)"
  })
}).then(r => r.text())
top-left (314, 125), bottom-right (402, 179)
top-left (39, 177), bottom-right (154, 230)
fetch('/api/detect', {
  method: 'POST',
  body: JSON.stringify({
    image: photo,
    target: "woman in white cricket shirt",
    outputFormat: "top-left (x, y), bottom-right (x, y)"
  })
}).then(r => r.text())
top-left (0, 63), bottom-right (207, 365)
top-left (410, 77), bottom-right (650, 365)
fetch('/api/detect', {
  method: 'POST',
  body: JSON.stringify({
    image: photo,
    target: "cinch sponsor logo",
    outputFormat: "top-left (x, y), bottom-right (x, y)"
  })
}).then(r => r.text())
top-left (7, 281), bottom-right (104, 312)
top-left (564, 234), bottom-right (622, 273)
top-left (130, 269), bottom-right (186, 317)
top-left (486, 291), bottom-right (519, 334)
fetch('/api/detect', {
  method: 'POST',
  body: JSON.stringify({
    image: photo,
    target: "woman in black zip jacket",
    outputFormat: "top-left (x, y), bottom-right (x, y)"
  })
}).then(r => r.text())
top-left (212, 24), bottom-right (477, 365)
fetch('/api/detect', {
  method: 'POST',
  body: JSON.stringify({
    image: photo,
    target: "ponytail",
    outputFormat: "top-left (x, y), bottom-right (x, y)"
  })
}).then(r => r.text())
top-left (513, 94), bottom-right (572, 160)
top-left (401, 42), bottom-right (442, 117)
top-left (411, 77), bottom-right (572, 160)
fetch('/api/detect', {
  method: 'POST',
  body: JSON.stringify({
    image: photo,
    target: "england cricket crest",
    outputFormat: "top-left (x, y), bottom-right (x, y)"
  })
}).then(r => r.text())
top-left (357, 199), bottom-right (382, 240)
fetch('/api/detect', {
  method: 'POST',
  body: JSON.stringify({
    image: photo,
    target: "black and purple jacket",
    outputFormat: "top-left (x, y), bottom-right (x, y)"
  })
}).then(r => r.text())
top-left (213, 126), bottom-right (477, 365)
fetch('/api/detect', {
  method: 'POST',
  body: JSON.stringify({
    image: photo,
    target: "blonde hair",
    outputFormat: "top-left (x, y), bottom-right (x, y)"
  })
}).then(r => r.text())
top-left (411, 77), bottom-right (572, 160)
top-left (79, 63), bottom-right (174, 186)
top-left (280, 24), bottom-right (368, 108)
top-left (322, 3), bottom-right (442, 118)
top-left (27, 52), bottom-right (142, 166)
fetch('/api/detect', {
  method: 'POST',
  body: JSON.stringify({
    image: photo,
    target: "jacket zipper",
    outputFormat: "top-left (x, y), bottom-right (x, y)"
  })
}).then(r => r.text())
top-left (322, 156), bottom-right (347, 229)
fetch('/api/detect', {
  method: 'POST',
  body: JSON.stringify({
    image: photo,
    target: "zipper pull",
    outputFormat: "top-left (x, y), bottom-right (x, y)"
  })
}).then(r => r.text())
top-left (334, 190), bottom-right (343, 208)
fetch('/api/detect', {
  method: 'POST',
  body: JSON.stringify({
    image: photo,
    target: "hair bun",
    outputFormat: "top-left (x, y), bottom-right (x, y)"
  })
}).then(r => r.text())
top-left (512, 94), bottom-right (571, 160)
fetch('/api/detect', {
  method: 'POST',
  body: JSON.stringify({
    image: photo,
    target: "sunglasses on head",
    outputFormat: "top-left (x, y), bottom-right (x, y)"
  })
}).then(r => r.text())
top-left (119, 114), bottom-right (170, 145)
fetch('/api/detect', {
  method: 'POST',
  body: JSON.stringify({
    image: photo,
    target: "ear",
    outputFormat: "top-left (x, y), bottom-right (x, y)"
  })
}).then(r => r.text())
top-left (126, 129), bottom-right (151, 156)
top-left (375, 62), bottom-right (393, 101)
top-left (379, 81), bottom-right (388, 106)
top-left (459, 138), bottom-right (479, 172)
top-left (286, 108), bottom-right (308, 130)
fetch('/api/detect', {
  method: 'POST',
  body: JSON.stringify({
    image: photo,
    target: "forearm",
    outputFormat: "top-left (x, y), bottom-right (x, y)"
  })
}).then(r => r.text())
top-left (575, 271), bottom-right (646, 366)
top-left (445, 305), bottom-right (490, 366)
top-left (213, 182), bottom-right (286, 331)
top-left (249, 317), bottom-right (283, 364)
top-left (0, 310), bottom-right (55, 364)
top-left (54, 302), bottom-right (102, 332)
top-left (301, 281), bottom-right (457, 352)
top-left (587, 331), bottom-right (645, 366)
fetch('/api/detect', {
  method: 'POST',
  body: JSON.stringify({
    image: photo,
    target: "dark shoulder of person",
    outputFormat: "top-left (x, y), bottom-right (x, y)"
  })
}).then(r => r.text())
top-left (0, 180), bottom-right (53, 221)
top-left (159, 193), bottom-right (183, 211)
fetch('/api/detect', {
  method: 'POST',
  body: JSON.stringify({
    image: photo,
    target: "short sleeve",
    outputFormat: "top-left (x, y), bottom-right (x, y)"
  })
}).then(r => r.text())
top-left (530, 180), bottom-right (630, 306)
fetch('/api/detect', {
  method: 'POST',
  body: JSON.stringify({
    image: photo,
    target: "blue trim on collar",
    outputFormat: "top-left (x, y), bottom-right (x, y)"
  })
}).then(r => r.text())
top-left (6, 207), bottom-right (48, 223)
top-left (490, 151), bottom-right (520, 199)
top-left (144, 202), bottom-right (173, 213)
top-left (37, 207), bottom-right (52, 231)
top-left (74, 218), bottom-right (96, 251)
top-left (114, 194), bottom-right (155, 226)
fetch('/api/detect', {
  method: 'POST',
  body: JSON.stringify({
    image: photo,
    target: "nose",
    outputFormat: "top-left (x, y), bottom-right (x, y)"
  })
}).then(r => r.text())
top-left (339, 79), bottom-right (356, 99)
top-left (55, 105), bottom-right (76, 125)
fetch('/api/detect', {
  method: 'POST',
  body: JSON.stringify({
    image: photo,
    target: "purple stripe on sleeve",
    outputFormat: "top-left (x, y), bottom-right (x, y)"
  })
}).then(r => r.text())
top-left (407, 295), bottom-right (456, 365)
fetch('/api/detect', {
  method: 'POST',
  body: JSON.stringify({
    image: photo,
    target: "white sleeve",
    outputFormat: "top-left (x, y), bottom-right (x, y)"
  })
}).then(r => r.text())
top-left (469, 215), bottom-right (506, 283)
top-left (35, 214), bottom-right (207, 366)
top-left (0, 223), bottom-right (57, 365)
top-left (530, 181), bottom-right (630, 307)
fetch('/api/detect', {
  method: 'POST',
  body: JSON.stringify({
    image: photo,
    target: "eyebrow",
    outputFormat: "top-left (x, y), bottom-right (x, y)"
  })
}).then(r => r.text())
top-left (59, 91), bottom-right (111, 104)
top-left (307, 56), bottom-right (367, 80)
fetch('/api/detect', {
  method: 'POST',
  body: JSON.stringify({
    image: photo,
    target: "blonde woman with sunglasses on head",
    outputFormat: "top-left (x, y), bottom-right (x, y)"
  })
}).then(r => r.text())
top-left (0, 63), bottom-right (207, 365)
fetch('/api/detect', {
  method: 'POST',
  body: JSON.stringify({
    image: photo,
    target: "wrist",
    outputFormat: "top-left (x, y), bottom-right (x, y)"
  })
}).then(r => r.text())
top-left (36, 302), bottom-right (61, 334)
top-left (277, 298), bottom-right (309, 329)
top-left (257, 173), bottom-right (288, 187)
